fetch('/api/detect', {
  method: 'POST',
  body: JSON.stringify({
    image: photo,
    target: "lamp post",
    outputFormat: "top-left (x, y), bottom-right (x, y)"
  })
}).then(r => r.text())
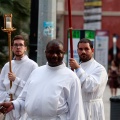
top-left (1, 14), bottom-right (16, 101)
top-left (37, 0), bottom-right (56, 66)
top-left (113, 34), bottom-right (117, 60)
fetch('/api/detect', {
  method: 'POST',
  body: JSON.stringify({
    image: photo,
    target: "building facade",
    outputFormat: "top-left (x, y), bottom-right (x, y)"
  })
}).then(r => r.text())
top-left (56, 0), bottom-right (120, 65)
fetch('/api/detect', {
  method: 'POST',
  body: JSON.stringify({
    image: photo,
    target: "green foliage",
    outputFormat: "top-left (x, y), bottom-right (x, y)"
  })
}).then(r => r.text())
top-left (0, 41), bottom-right (9, 69)
top-left (0, 0), bottom-right (31, 35)
top-left (0, 0), bottom-right (31, 69)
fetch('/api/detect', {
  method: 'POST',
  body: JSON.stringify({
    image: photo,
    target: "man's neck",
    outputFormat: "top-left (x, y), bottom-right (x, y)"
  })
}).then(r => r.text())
top-left (15, 54), bottom-right (25, 60)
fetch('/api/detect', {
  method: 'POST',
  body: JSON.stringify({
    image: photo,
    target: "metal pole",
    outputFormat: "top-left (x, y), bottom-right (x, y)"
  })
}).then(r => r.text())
top-left (68, 0), bottom-right (74, 71)
top-left (37, 0), bottom-right (56, 66)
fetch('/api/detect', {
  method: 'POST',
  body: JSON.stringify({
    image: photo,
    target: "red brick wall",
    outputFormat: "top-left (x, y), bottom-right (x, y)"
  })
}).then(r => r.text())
top-left (65, 0), bottom-right (84, 11)
top-left (64, 0), bottom-right (120, 61)
top-left (64, 16), bottom-right (83, 51)
top-left (102, 0), bottom-right (120, 56)
top-left (102, 0), bottom-right (120, 11)
top-left (64, 0), bottom-right (84, 51)
top-left (102, 16), bottom-right (120, 48)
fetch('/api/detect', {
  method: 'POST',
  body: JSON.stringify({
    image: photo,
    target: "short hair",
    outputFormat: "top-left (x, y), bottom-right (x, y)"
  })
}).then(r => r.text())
top-left (77, 38), bottom-right (93, 49)
top-left (46, 39), bottom-right (64, 50)
top-left (12, 35), bottom-right (28, 46)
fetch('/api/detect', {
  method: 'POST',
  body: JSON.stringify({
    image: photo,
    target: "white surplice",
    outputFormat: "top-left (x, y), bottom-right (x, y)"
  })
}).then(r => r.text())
top-left (76, 58), bottom-right (108, 120)
top-left (13, 62), bottom-right (85, 120)
top-left (0, 55), bottom-right (38, 120)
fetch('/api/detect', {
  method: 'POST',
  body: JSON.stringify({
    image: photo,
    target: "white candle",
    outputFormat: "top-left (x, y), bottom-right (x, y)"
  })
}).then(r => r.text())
top-left (6, 21), bottom-right (11, 28)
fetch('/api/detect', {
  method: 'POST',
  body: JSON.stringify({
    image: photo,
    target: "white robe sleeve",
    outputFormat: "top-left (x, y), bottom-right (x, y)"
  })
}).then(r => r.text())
top-left (12, 77), bottom-right (31, 119)
top-left (10, 77), bottom-right (25, 95)
top-left (0, 66), bottom-right (10, 102)
top-left (76, 66), bottom-right (108, 93)
top-left (10, 63), bottom-right (38, 96)
top-left (67, 77), bottom-right (85, 120)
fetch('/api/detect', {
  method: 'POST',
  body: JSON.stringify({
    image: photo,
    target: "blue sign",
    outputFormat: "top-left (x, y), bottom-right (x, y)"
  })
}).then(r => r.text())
top-left (43, 21), bottom-right (54, 37)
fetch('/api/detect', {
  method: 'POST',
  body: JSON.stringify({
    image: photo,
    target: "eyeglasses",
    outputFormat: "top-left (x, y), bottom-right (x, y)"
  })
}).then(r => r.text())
top-left (13, 44), bottom-right (25, 48)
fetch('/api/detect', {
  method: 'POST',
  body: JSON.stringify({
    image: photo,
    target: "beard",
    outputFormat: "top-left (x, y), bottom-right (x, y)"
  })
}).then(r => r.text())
top-left (14, 53), bottom-right (24, 58)
top-left (79, 54), bottom-right (91, 62)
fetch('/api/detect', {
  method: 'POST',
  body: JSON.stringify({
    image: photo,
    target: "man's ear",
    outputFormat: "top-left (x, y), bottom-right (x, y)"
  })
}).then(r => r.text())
top-left (92, 48), bottom-right (94, 53)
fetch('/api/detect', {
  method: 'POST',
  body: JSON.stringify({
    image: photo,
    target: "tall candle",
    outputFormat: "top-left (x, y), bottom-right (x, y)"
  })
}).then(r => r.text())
top-left (6, 21), bottom-right (11, 28)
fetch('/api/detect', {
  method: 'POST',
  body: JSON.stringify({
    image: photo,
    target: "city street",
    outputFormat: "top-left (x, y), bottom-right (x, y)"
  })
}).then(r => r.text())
top-left (103, 85), bottom-right (120, 120)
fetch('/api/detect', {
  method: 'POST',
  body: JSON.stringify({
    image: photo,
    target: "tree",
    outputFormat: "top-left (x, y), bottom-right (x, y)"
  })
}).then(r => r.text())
top-left (0, 0), bottom-right (31, 34)
top-left (0, 0), bottom-right (31, 69)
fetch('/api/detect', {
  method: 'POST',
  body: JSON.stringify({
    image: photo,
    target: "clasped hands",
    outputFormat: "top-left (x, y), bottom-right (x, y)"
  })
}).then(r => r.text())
top-left (0, 102), bottom-right (14, 114)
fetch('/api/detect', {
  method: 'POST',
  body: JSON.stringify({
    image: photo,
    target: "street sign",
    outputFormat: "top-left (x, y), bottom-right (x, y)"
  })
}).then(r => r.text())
top-left (43, 21), bottom-right (54, 37)
top-left (95, 30), bottom-right (109, 71)
top-left (85, 30), bottom-right (95, 41)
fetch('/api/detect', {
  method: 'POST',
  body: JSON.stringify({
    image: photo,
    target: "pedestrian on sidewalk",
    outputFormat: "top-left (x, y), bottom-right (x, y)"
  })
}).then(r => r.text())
top-left (108, 60), bottom-right (119, 96)
top-left (69, 38), bottom-right (108, 120)
top-left (0, 35), bottom-right (38, 120)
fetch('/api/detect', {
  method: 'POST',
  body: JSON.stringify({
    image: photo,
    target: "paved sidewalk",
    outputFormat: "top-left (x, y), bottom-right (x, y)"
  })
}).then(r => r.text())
top-left (103, 85), bottom-right (120, 120)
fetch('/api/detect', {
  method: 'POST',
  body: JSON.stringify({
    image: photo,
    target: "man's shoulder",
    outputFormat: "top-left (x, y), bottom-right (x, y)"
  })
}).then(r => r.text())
top-left (94, 60), bottom-right (106, 71)
top-left (2, 62), bottom-right (9, 67)
top-left (27, 58), bottom-right (38, 65)
top-left (32, 65), bottom-right (46, 72)
top-left (63, 67), bottom-right (78, 76)
top-left (29, 58), bottom-right (37, 63)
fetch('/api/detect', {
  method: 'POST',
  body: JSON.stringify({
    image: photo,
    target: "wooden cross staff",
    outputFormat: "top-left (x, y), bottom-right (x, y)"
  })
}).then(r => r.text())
top-left (1, 14), bottom-right (16, 101)
top-left (68, 0), bottom-right (74, 71)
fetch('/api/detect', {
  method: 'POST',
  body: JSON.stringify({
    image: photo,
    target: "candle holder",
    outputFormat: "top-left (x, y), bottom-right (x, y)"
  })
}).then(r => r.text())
top-left (113, 34), bottom-right (118, 60)
top-left (1, 14), bottom-right (16, 32)
top-left (1, 14), bottom-right (16, 101)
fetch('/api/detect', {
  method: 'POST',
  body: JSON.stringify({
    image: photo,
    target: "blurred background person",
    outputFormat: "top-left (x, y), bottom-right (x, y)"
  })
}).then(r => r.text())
top-left (108, 60), bottom-right (119, 96)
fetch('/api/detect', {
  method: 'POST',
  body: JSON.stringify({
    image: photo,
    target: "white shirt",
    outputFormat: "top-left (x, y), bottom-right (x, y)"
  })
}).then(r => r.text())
top-left (76, 58), bottom-right (108, 120)
top-left (13, 62), bottom-right (85, 120)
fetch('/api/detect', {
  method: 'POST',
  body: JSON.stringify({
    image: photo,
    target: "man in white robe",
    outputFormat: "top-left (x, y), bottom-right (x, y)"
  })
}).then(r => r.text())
top-left (0, 40), bottom-right (85, 120)
top-left (69, 38), bottom-right (108, 120)
top-left (0, 35), bottom-right (38, 120)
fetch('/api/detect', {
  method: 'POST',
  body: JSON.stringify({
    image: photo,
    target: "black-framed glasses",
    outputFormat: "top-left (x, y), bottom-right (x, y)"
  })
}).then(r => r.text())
top-left (13, 44), bottom-right (25, 48)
